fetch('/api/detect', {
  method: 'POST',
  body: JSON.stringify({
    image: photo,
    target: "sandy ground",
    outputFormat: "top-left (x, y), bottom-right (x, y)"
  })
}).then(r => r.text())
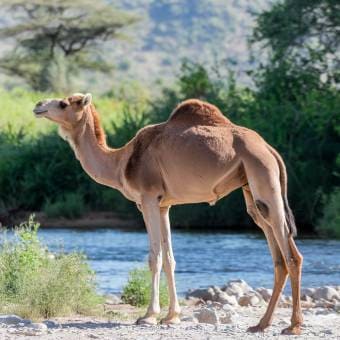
top-left (0, 304), bottom-right (339, 340)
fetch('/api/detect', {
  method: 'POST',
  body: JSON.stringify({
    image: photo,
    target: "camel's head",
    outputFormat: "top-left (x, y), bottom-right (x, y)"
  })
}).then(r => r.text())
top-left (33, 93), bottom-right (92, 127)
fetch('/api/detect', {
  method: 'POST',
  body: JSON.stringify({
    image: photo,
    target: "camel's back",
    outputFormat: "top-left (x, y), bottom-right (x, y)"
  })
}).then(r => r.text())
top-left (167, 99), bottom-right (232, 127)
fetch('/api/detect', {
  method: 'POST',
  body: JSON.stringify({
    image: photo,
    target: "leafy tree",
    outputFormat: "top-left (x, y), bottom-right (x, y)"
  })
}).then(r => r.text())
top-left (252, 0), bottom-right (340, 86)
top-left (0, 0), bottom-right (137, 91)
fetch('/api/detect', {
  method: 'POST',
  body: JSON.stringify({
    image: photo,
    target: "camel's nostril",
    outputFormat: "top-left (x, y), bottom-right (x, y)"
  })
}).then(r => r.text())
top-left (36, 101), bottom-right (43, 107)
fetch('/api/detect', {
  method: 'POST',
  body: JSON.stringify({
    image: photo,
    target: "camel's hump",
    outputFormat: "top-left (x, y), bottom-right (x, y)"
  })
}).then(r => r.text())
top-left (168, 99), bottom-right (231, 126)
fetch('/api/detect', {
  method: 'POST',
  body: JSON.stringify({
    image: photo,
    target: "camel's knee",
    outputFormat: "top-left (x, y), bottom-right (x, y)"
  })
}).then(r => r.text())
top-left (148, 249), bottom-right (162, 272)
top-left (287, 252), bottom-right (303, 271)
top-left (163, 251), bottom-right (176, 273)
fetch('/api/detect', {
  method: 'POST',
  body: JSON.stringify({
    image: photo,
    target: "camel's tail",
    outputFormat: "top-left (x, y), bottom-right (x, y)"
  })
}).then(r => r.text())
top-left (268, 145), bottom-right (297, 237)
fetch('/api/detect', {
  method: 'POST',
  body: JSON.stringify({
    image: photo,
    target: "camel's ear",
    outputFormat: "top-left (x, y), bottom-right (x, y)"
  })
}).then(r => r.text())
top-left (82, 93), bottom-right (92, 106)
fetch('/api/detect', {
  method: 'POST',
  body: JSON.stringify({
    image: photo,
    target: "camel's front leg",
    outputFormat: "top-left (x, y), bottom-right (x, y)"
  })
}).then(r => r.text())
top-left (159, 206), bottom-right (181, 324)
top-left (136, 196), bottom-right (162, 325)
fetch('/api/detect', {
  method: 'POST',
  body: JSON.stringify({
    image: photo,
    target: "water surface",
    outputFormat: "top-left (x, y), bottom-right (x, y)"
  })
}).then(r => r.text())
top-left (35, 228), bottom-right (340, 294)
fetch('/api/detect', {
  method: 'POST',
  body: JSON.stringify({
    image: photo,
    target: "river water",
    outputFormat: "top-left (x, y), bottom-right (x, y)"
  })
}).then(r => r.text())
top-left (35, 228), bottom-right (340, 295)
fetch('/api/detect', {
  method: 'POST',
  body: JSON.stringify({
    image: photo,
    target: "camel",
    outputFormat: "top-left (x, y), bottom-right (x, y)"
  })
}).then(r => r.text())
top-left (33, 93), bottom-right (303, 335)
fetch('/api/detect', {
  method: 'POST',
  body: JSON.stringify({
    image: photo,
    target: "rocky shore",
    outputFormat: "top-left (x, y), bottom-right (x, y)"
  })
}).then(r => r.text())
top-left (1, 280), bottom-right (339, 339)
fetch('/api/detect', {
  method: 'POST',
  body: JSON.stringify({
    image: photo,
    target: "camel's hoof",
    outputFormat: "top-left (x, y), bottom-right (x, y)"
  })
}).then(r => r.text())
top-left (160, 316), bottom-right (181, 325)
top-left (247, 324), bottom-right (266, 333)
top-left (281, 325), bottom-right (302, 335)
top-left (136, 316), bottom-right (158, 325)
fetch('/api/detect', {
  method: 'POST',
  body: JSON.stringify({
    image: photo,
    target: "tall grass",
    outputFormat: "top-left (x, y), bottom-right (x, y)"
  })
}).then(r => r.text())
top-left (0, 216), bottom-right (103, 319)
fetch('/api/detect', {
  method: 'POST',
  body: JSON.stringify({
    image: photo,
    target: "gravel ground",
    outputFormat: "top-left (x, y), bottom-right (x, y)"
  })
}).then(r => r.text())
top-left (0, 305), bottom-right (339, 340)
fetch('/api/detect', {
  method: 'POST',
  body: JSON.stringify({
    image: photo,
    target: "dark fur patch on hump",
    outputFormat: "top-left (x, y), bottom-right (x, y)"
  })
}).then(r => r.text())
top-left (125, 125), bottom-right (162, 181)
top-left (169, 99), bottom-right (230, 126)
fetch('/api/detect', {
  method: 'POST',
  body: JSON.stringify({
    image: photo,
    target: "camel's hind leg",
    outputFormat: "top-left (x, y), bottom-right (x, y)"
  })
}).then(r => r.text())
top-left (246, 178), bottom-right (303, 335)
top-left (243, 186), bottom-right (288, 332)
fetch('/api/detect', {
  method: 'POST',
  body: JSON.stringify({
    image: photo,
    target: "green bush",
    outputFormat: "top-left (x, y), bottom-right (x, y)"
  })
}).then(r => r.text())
top-left (317, 188), bottom-right (340, 238)
top-left (122, 267), bottom-right (168, 307)
top-left (0, 216), bottom-right (103, 319)
top-left (43, 192), bottom-right (85, 219)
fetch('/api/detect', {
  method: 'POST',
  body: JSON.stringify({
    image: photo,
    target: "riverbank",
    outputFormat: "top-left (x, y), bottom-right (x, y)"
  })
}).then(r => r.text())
top-left (1, 306), bottom-right (339, 339)
top-left (6, 211), bottom-right (142, 229)
top-left (0, 301), bottom-right (338, 339)
top-left (1, 280), bottom-right (339, 339)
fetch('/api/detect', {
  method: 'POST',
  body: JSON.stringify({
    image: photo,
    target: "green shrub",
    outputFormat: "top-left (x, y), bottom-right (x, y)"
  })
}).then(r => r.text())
top-left (122, 267), bottom-right (168, 307)
top-left (43, 192), bottom-right (85, 219)
top-left (317, 188), bottom-right (340, 238)
top-left (0, 216), bottom-right (103, 319)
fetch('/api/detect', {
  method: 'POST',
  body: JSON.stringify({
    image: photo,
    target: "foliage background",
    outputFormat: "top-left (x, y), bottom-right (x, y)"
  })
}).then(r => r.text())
top-left (0, 0), bottom-right (338, 235)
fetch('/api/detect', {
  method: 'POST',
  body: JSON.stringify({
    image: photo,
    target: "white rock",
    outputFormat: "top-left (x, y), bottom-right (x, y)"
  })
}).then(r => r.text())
top-left (186, 287), bottom-right (215, 301)
top-left (105, 294), bottom-right (122, 305)
top-left (301, 287), bottom-right (316, 298)
top-left (181, 316), bottom-right (198, 323)
top-left (313, 287), bottom-right (340, 301)
top-left (315, 299), bottom-right (335, 308)
top-left (30, 323), bottom-right (48, 332)
top-left (238, 294), bottom-right (261, 307)
top-left (0, 315), bottom-right (23, 325)
top-left (219, 311), bottom-right (234, 324)
top-left (206, 301), bottom-right (223, 309)
top-left (222, 279), bottom-right (253, 298)
top-left (256, 287), bottom-right (272, 302)
top-left (334, 303), bottom-right (340, 312)
top-left (43, 320), bottom-right (59, 328)
top-left (215, 291), bottom-right (238, 306)
top-left (194, 308), bottom-right (219, 324)
top-left (222, 304), bottom-right (235, 312)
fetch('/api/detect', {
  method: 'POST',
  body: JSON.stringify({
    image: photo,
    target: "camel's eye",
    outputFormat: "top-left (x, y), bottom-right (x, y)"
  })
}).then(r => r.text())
top-left (59, 101), bottom-right (68, 109)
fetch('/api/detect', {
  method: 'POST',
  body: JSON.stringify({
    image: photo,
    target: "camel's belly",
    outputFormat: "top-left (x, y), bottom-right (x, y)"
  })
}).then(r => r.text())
top-left (156, 125), bottom-right (244, 205)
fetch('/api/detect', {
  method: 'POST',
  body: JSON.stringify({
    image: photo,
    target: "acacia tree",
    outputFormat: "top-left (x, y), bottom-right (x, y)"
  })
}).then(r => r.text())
top-left (0, 0), bottom-right (137, 91)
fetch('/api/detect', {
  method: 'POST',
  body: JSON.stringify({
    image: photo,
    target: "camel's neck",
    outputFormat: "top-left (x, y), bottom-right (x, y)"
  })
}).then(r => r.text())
top-left (60, 112), bottom-right (122, 190)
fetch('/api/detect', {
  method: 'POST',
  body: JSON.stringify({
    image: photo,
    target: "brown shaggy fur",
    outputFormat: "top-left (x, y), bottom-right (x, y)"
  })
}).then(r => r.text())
top-left (169, 99), bottom-right (230, 126)
top-left (88, 104), bottom-right (107, 147)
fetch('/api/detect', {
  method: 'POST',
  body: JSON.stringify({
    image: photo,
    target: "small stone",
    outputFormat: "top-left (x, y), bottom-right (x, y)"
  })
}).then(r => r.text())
top-left (0, 315), bottom-right (23, 325)
top-left (181, 316), bottom-right (198, 323)
top-left (219, 310), bottom-right (237, 324)
top-left (206, 301), bottom-right (223, 309)
top-left (222, 304), bottom-right (235, 312)
top-left (313, 286), bottom-right (340, 302)
top-left (194, 307), bottom-right (219, 324)
top-left (186, 287), bottom-right (216, 301)
top-left (186, 296), bottom-right (204, 306)
top-left (315, 299), bottom-right (335, 308)
top-left (334, 303), bottom-right (340, 312)
top-left (238, 294), bottom-right (261, 307)
top-left (215, 291), bottom-right (238, 306)
top-left (315, 309), bottom-right (334, 315)
top-left (301, 288), bottom-right (316, 298)
top-left (30, 323), bottom-right (48, 332)
top-left (222, 279), bottom-right (253, 298)
top-left (43, 320), bottom-right (59, 328)
top-left (105, 294), bottom-right (122, 305)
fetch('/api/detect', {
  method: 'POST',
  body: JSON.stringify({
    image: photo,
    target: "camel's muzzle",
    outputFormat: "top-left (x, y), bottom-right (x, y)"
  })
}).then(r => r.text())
top-left (33, 108), bottom-right (48, 117)
top-left (33, 101), bottom-right (48, 116)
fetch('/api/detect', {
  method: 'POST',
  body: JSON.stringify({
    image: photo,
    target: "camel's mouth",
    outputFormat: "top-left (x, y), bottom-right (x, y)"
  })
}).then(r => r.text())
top-left (33, 108), bottom-right (48, 117)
